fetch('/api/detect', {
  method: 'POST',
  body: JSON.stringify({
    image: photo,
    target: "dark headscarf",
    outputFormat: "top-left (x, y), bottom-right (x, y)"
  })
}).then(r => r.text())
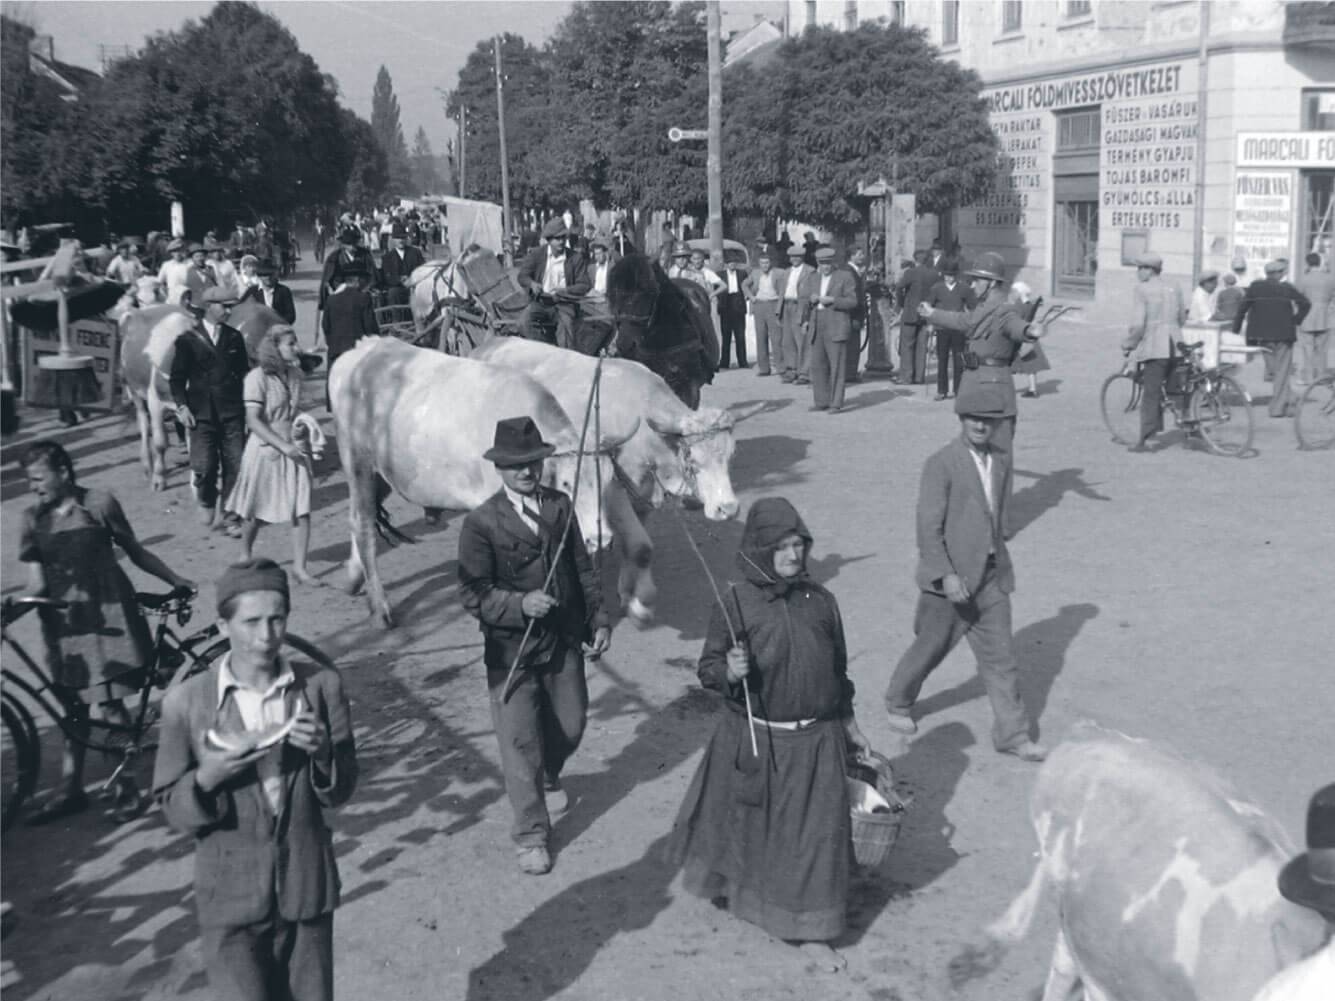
top-left (736, 497), bottom-right (812, 596)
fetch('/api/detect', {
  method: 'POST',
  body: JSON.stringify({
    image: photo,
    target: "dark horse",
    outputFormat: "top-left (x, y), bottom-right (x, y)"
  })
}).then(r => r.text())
top-left (606, 254), bottom-right (719, 410)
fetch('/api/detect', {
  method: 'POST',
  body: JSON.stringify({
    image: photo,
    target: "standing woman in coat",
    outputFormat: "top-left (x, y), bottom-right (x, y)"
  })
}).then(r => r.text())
top-left (670, 497), bottom-right (871, 966)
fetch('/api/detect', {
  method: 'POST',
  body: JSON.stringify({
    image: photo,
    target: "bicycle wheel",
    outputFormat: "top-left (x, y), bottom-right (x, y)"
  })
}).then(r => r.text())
top-left (1191, 375), bottom-right (1254, 456)
top-left (1100, 371), bottom-right (1142, 445)
top-left (1295, 376), bottom-right (1335, 450)
top-left (195, 633), bottom-right (336, 678)
top-left (2, 694), bottom-right (41, 831)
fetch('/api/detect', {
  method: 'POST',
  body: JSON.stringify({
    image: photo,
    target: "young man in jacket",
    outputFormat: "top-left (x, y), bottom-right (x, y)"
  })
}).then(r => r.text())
top-left (516, 219), bottom-right (591, 349)
top-left (807, 247), bottom-right (859, 413)
top-left (240, 263), bottom-right (297, 324)
top-left (1234, 259), bottom-right (1311, 418)
top-left (457, 417), bottom-right (611, 875)
top-left (153, 559), bottom-right (357, 1001)
top-left (882, 384), bottom-right (1047, 763)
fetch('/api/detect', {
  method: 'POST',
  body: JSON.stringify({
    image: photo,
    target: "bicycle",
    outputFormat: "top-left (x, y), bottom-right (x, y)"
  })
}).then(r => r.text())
top-left (1, 587), bottom-right (331, 830)
top-left (1294, 369), bottom-right (1335, 450)
top-left (1100, 340), bottom-right (1255, 457)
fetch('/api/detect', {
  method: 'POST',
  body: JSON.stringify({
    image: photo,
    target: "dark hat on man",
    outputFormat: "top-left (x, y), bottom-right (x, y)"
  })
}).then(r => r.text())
top-left (1278, 783), bottom-right (1335, 915)
top-left (255, 261), bottom-right (276, 277)
top-left (964, 251), bottom-right (1007, 283)
top-left (338, 226), bottom-right (361, 245)
top-left (786, 246), bottom-right (806, 259)
top-left (1264, 259), bottom-right (1286, 274)
top-left (1134, 252), bottom-right (1163, 270)
top-left (391, 222), bottom-right (408, 239)
top-left (814, 247), bottom-right (836, 262)
top-left (541, 218), bottom-right (568, 240)
top-left (187, 242), bottom-right (206, 256)
top-left (954, 383), bottom-right (1009, 417)
top-left (187, 286), bottom-right (240, 314)
top-left (216, 557), bottom-right (289, 615)
top-left (590, 232), bottom-right (610, 250)
top-left (483, 416), bottom-right (555, 466)
top-left (671, 247), bottom-right (691, 259)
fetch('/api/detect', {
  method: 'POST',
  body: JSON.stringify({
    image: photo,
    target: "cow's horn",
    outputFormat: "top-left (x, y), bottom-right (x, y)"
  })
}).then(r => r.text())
top-left (728, 401), bottom-right (769, 424)
top-left (597, 418), bottom-right (639, 453)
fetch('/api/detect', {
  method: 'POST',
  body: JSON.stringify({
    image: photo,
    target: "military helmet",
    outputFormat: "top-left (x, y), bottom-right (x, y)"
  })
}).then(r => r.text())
top-left (964, 251), bottom-right (1007, 283)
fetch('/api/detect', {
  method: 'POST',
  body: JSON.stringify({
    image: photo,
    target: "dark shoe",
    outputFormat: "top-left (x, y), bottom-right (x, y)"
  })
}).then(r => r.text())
top-left (808, 405), bottom-right (828, 412)
top-left (794, 377), bottom-right (811, 385)
top-left (222, 519), bottom-right (244, 539)
top-left (1127, 443), bottom-right (1152, 454)
top-left (934, 393), bottom-right (948, 401)
top-left (884, 710), bottom-right (917, 735)
top-left (718, 362), bottom-right (730, 370)
top-left (780, 375), bottom-right (795, 384)
top-left (516, 845), bottom-right (552, 875)
top-left (757, 370), bottom-right (772, 377)
top-left (827, 406), bottom-right (842, 414)
top-left (1020, 389), bottom-right (1038, 398)
top-left (26, 790), bottom-right (90, 826)
top-left (999, 741), bottom-right (1048, 763)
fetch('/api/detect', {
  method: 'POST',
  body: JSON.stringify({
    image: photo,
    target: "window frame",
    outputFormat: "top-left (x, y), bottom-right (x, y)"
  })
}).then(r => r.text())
top-left (1001, 1), bottom-right (1023, 33)
top-left (942, 0), bottom-right (960, 46)
top-left (1065, 0), bottom-right (1093, 18)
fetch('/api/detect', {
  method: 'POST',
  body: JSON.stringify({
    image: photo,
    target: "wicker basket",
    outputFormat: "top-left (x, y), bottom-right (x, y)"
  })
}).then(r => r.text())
top-left (848, 776), bottom-right (904, 869)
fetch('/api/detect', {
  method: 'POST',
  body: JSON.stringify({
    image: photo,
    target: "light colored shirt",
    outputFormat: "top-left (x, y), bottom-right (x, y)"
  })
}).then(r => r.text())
top-left (542, 250), bottom-right (566, 294)
top-left (503, 485), bottom-right (542, 536)
top-left (968, 444), bottom-right (996, 555)
top-left (592, 261), bottom-right (609, 296)
top-left (817, 273), bottom-right (832, 309)
top-left (1189, 285), bottom-right (1218, 324)
top-left (210, 259), bottom-right (240, 299)
top-left (1252, 943), bottom-right (1334, 1001)
top-left (784, 266), bottom-right (804, 299)
top-left (754, 272), bottom-right (778, 300)
top-left (201, 319), bottom-right (221, 345)
top-left (216, 653), bottom-right (296, 813)
top-left (726, 268), bottom-right (740, 294)
top-left (157, 259), bottom-right (193, 304)
top-left (106, 255), bottom-right (143, 285)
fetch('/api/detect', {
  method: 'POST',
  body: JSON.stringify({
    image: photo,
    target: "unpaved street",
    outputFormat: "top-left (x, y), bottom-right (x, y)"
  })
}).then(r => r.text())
top-left (2, 264), bottom-right (1331, 1001)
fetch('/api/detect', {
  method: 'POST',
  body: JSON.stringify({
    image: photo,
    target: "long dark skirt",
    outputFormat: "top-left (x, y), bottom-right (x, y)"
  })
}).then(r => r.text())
top-left (668, 711), bottom-right (851, 941)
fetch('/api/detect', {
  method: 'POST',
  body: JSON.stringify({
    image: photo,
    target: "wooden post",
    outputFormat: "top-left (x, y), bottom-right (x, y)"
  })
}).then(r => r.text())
top-left (706, 1), bottom-right (723, 259)
top-left (494, 37), bottom-right (514, 266)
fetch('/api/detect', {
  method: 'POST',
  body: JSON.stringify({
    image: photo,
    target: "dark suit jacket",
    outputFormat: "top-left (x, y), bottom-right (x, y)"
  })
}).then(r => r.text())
top-left (915, 438), bottom-right (1014, 598)
top-left (168, 322), bottom-right (250, 422)
top-left (845, 264), bottom-right (867, 325)
top-left (319, 246), bottom-right (376, 308)
top-left (516, 246), bottom-right (592, 298)
top-left (809, 269), bottom-right (860, 343)
top-left (898, 263), bottom-right (941, 320)
top-left (379, 245), bottom-right (425, 288)
top-left (240, 282), bottom-right (297, 324)
top-left (457, 487), bottom-right (608, 672)
top-left (322, 287), bottom-right (378, 362)
top-left (1233, 278), bottom-right (1311, 344)
top-left (152, 658), bottom-right (357, 928)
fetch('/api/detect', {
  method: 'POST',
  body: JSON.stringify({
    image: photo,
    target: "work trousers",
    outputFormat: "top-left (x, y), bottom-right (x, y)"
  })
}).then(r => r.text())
top-left (883, 566), bottom-right (1030, 751)
top-left (718, 292), bottom-right (748, 367)
top-left (809, 323), bottom-right (848, 410)
top-left (846, 322), bottom-right (863, 380)
top-left (201, 911), bottom-right (334, 1001)
top-left (1296, 330), bottom-right (1331, 386)
top-left (753, 301), bottom-right (782, 374)
top-left (1264, 341), bottom-right (1296, 417)
top-left (487, 645), bottom-right (588, 847)
top-left (936, 330), bottom-right (966, 396)
top-left (522, 301), bottom-right (578, 350)
top-left (1137, 358), bottom-right (1174, 444)
top-left (191, 415), bottom-right (246, 511)
top-left (899, 322), bottom-right (929, 384)
top-left (780, 302), bottom-right (809, 381)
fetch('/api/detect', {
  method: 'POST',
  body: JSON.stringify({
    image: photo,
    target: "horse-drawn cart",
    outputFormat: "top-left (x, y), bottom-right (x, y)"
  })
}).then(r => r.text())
top-left (409, 248), bottom-right (528, 355)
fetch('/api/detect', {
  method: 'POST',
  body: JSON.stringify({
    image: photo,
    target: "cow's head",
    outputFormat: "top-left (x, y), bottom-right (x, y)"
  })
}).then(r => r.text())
top-left (545, 421), bottom-right (639, 552)
top-left (647, 407), bottom-right (738, 521)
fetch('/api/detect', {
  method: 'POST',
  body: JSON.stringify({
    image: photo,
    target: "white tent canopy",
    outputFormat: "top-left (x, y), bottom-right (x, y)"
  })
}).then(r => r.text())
top-left (414, 195), bottom-right (505, 258)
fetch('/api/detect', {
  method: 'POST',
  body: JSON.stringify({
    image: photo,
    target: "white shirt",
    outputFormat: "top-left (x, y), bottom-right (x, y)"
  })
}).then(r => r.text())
top-left (209, 259), bottom-right (240, 299)
top-left (1252, 943), bottom-right (1334, 1001)
top-left (216, 654), bottom-right (296, 813)
top-left (542, 250), bottom-right (567, 294)
top-left (157, 259), bottom-right (193, 304)
top-left (754, 271), bottom-right (778, 300)
top-left (783, 266), bottom-right (804, 299)
top-left (726, 268), bottom-right (740, 294)
top-left (503, 485), bottom-right (543, 536)
top-left (201, 318), bottom-right (221, 346)
top-left (1189, 285), bottom-right (1218, 323)
top-left (817, 273), bottom-right (832, 308)
top-left (592, 261), bottom-right (609, 296)
top-left (967, 444), bottom-right (996, 555)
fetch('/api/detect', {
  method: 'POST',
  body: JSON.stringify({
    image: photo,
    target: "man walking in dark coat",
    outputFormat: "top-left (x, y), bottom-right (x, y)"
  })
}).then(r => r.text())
top-left (240, 262), bottom-right (296, 324)
top-left (928, 258), bottom-right (978, 400)
top-left (378, 221), bottom-right (426, 307)
top-left (318, 227), bottom-right (376, 311)
top-left (169, 287), bottom-right (249, 534)
top-left (457, 418), bottom-right (611, 875)
top-left (897, 250), bottom-right (940, 384)
top-left (321, 266), bottom-right (378, 410)
top-left (1235, 259), bottom-right (1312, 417)
top-left (882, 384), bottom-right (1047, 763)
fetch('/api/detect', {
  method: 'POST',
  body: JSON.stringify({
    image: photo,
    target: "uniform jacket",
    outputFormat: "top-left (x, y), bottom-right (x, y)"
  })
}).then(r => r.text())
top-left (915, 437), bottom-right (1015, 598)
top-left (240, 282), bottom-right (296, 325)
top-left (932, 295), bottom-right (1033, 417)
top-left (808, 269), bottom-right (859, 343)
top-left (152, 657), bottom-right (357, 928)
top-left (321, 287), bottom-right (378, 362)
top-left (1233, 278), bottom-right (1310, 344)
top-left (517, 246), bottom-right (592, 298)
top-left (897, 263), bottom-right (941, 321)
top-left (1295, 270), bottom-right (1335, 333)
top-left (457, 487), bottom-right (608, 673)
top-left (168, 322), bottom-right (249, 422)
top-left (379, 245), bottom-right (426, 288)
top-left (1122, 275), bottom-right (1187, 359)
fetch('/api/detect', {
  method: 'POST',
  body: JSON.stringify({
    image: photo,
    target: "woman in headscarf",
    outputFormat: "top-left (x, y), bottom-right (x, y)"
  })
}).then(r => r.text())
top-left (670, 497), bottom-right (871, 965)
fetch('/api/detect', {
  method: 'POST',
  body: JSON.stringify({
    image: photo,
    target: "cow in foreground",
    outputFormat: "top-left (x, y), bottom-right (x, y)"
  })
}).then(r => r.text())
top-left (329, 337), bottom-right (626, 627)
top-left (957, 725), bottom-right (1326, 1001)
top-left (473, 337), bottom-right (740, 622)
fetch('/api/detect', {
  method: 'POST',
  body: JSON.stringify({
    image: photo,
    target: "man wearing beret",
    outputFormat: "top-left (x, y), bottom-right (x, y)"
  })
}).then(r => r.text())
top-left (1234, 259), bottom-right (1313, 418)
top-left (457, 417), bottom-right (611, 875)
top-left (241, 262), bottom-right (297, 325)
top-left (807, 247), bottom-right (859, 412)
top-left (883, 384), bottom-right (1047, 763)
top-left (517, 218), bottom-right (591, 349)
top-left (153, 559), bottom-right (357, 1001)
top-left (170, 287), bottom-right (249, 536)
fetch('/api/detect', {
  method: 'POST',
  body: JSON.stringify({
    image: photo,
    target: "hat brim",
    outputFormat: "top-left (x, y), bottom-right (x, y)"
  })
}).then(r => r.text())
top-left (483, 442), bottom-right (555, 465)
top-left (1278, 854), bottom-right (1335, 914)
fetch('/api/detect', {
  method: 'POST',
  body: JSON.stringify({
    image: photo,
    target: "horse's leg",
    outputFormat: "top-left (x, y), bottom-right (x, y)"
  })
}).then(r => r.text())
top-left (133, 392), bottom-right (152, 482)
top-left (604, 482), bottom-right (655, 624)
top-left (340, 434), bottom-right (394, 626)
top-left (145, 386), bottom-right (169, 491)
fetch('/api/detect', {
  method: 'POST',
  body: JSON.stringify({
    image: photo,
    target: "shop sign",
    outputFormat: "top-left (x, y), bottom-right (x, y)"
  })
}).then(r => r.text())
top-left (22, 316), bottom-right (120, 410)
top-left (1232, 171), bottom-right (1292, 276)
top-left (1237, 132), bottom-right (1335, 169)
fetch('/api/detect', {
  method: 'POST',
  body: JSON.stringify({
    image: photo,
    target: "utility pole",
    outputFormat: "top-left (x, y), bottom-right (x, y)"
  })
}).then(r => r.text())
top-left (494, 36), bottom-right (514, 265)
top-left (706, 0), bottom-right (723, 261)
top-left (458, 104), bottom-right (467, 198)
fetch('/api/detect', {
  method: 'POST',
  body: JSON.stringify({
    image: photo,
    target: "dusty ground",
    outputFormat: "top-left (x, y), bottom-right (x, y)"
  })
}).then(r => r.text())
top-left (1, 262), bottom-right (1331, 1001)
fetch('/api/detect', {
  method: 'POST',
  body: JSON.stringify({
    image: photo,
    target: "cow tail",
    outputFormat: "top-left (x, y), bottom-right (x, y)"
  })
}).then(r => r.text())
top-left (371, 475), bottom-right (416, 547)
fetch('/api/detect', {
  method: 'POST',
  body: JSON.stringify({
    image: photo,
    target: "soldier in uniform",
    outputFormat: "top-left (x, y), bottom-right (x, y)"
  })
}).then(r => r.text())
top-left (916, 251), bottom-right (1045, 456)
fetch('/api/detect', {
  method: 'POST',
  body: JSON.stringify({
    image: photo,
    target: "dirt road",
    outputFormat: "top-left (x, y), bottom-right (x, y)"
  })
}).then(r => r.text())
top-left (2, 263), bottom-right (1331, 1001)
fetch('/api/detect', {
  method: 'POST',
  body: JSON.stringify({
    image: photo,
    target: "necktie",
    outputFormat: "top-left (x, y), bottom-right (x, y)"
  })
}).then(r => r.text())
top-left (523, 502), bottom-right (543, 533)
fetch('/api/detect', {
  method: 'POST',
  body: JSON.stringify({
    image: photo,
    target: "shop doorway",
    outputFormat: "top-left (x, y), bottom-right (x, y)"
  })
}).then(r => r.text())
top-left (1053, 107), bottom-right (1101, 298)
top-left (1300, 170), bottom-right (1333, 260)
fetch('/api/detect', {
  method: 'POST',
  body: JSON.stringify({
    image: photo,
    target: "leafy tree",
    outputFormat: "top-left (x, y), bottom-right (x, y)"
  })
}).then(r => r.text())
top-left (339, 107), bottom-right (389, 209)
top-left (371, 64), bottom-right (412, 194)
top-left (410, 126), bottom-right (440, 195)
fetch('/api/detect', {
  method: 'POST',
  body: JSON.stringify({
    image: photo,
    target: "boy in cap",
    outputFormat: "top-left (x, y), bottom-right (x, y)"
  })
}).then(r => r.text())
top-left (457, 417), bottom-right (611, 875)
top-left (105, 239), bottom-right (144, 286)
top-left (170, 287), bottom-right (249, 535)
top-left (1120, 252), bottom-right (1186, 451)
top-left (241, 261), bottom-right (296, 324)
top-left (883, 384), bottom-right (1047, 762)
top-left (1234, 259), bottom-right (1311, 417)
top-left (153, 559), bottom-right (357, 1001)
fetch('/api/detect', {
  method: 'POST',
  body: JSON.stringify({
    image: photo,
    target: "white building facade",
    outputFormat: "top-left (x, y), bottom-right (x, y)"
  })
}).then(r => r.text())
top-left (785, 1), bottom-right (1334, 305)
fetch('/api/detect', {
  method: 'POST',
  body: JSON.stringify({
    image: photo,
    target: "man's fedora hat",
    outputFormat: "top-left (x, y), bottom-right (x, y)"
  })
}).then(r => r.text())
top-left (954, 383), bottom-right (1009, 418)
top-left (187, 241), bottom-right (206, 256)
top-left (590, 232), bottom-right (610, 250)
top-left (338, 226), bottom-right (361, 245)
top-left (255, 261), bottom-right (277, 277)
top-left (391, 222), bottom-right (408, 239)
top-left (964, 251), bottom-right (1007, 283)
top-left (202, 237), bottom-right (224, 253)
top-left (541, 218), bottom-right (569, 240)
top-left (1278, 782), bottom-right (1335, 915)
top-left (484, 416), bottom-right (556, 466)
top-left (671, 247), bottom-right (691, 259)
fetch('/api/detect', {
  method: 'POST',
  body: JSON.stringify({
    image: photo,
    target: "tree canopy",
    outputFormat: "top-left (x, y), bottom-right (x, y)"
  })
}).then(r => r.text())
top-left (372, 65), bottom-right (413, 194)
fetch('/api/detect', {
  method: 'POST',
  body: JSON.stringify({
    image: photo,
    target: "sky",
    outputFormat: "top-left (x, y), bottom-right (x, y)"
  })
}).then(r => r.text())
top-left (19, 0), bottom-right (787, 161)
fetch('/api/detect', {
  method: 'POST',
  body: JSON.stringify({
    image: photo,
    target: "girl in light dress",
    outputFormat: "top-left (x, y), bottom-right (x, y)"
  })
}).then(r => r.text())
top-left (225, 324), bottom-right (320, 585)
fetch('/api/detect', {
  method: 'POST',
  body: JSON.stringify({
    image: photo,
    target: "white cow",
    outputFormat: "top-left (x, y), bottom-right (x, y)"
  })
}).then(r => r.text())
top-left (117, 303), bottom-right (195, 491)
top-left (472, 337), bottom-right (740, 622)
top-left (328, 336), bottom-right (628, 627)
top-left (965, 725), bottom-right (1326, 1001)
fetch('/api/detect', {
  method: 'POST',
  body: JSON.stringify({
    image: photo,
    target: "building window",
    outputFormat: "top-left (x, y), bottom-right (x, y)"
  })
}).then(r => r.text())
top-left (943, 0), bottom-right (959, 45)
top-left (1053, 106), bottom-right (1102, 298)
top-left (1066, 0), bottom-right (1092, 17)
top-left (1002, 1), bottom-right (1023, 32)
top-left (1057, 108), bottom-right (1101, 150)
top-left (844, 0), bottom-right (858, 31)
top-left (1302, 89), bottom-right (1335, 131)
top-left (890, 1), bottom-right (905, 26)
top-left (805, 0), bottom-right (816, 31)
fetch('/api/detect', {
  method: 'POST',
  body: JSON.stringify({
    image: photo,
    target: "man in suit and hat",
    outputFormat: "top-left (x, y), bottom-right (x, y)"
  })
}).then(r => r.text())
top-left (457, 417), bottom-right (611, 875)
top-left (379, 221), bottom-right (425, 307)
top-left (778, 244), bottom-right (816, 383)
top-left (517, 218), bottom-right (591, 349)
top-left (1252, 783), bottom-right (1335, 999)
top-left (897, 249), bottom-right (941, 385)
top-left (882, 384), bottom-right (1047, 763)
top-left (241, 262), bottom-right (297, 325)
top-left (321, 262), bottom-right (378, 409)
top-left (1234, 259), bottom-right (1311, 418)
top-left (228, 220), bottom-right (254, 258)
top-left (153, 558), bottom-right (357, 1001)
top-left (184, 242), bottom-right (219, 307)
top-left (170, 287), bottom-right (249, 534)
top-left (319, 226), bottom-right (376, 311)
top-left (807, 247), bottom-right (859, 412)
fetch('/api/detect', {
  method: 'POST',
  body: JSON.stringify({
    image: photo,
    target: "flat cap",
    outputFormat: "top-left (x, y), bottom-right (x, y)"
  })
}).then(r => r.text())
top-left (1264, 259), bottom-right (1286, 274)
top-left (1134, 252), bottom-right (1163, 269)
top-left (216, 558), bottom-right (289, 615)
top-left (814, 247), bottom-right (836, 262)
top-left (541, 218), bottom-right (568, 239)
top-left (954, 383), bottom-right (1009, 418)
top-left (1199, 270), bottom-right (1219, 282)
top-left (786, 246), bottom-right (806, 258)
